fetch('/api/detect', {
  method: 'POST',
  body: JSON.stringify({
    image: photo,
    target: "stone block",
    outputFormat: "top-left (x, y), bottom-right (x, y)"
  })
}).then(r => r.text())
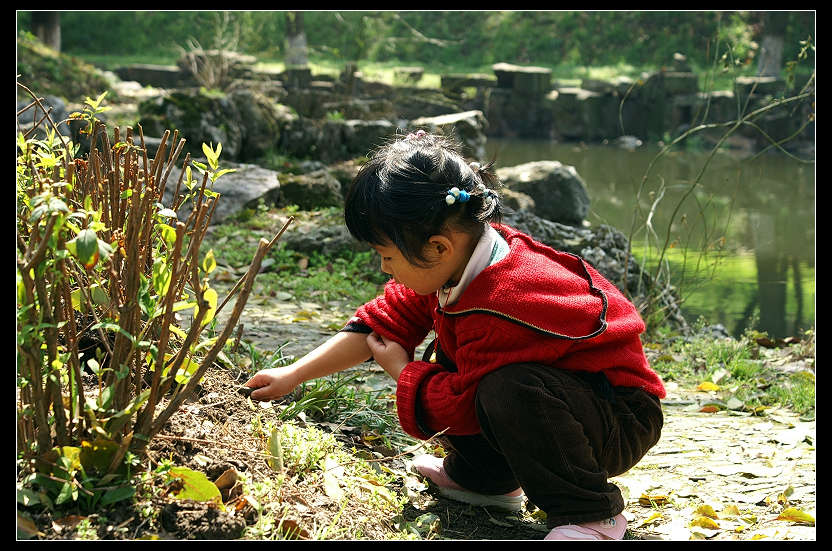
top-left (492, 62), bottom-right (552, 96)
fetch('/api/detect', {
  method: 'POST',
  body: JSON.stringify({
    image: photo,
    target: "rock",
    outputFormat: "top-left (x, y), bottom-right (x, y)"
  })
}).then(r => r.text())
top-left (440, 73), bottom-right (497, 93)
top-left (281, 224), bottom-right (370, 258)
top-left (16, 94), bottom-right (72, 138)
top-left (497, 161), bottom-right (591, 226)
top-left (393, 66), bottom-right (424, 85)
top-left (392, 87), bottom-right (463, 119)
top-left (139, 90), bottom-right (244, 159)
top-left (114, 64), bottom-right (195, 88)
top-left (492, 63), bottom-right (552, 96)
top-left (278, 169), bottom-right (343, 209)
top-left (161, 162), bottom-right (281, 225)
top-left (138, 89), bottom-right (290, 162)
top-left (409, 110), bottom-right (489, 160)
top-left (672, 52), bottom-right (692, 73)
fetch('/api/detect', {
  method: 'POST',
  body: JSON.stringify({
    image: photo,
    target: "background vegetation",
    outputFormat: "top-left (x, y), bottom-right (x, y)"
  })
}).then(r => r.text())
top-left (17, 11), bottom-right (814, 77)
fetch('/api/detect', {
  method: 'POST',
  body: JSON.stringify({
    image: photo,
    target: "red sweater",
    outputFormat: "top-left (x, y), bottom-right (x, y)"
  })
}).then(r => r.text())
top-left (350, 224), bottom-right (666, 440)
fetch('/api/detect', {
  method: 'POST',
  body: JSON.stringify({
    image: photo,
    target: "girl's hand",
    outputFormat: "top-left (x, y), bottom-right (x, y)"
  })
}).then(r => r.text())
top-left (244, 367), bottom-right (301, 401)
top-left (366, 332), bottom-right (408, 380)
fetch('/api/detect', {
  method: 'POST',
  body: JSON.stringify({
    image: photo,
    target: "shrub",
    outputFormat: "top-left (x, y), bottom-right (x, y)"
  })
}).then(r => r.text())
top-left (16, 84), bottom-right (290, 510)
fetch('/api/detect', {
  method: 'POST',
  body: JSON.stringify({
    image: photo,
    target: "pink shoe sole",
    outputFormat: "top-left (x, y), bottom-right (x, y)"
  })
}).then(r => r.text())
top-left (411, 454), bottom-right (524, 512)
top-left (545, 513), bottom-right (627, 540)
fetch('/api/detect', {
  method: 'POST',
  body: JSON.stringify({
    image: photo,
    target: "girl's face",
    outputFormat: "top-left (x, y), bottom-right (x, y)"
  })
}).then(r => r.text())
top-left (372, 240), bottom-right (460, 296)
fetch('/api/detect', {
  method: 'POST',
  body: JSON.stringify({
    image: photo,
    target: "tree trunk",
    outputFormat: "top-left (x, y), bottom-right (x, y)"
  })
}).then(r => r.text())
top-left (31, 11), bottom-right (61, 52)
top-left (756, 12), bottom-right (788, 77)
top-left (285, 11), bottom-right (308, 68)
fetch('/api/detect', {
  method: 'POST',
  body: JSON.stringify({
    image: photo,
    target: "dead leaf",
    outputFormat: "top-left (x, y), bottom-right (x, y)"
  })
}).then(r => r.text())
top-left (699, 405), bottom-right (721, 413)
top-left (776, 507), bottom-right (815, 526)
top-left (690, 516), bottom-right (720, 529)
top-left (214, 467), bottom-right (238, 491)
top-left (694, 504), bottom-right (718, 519)
top-left (322, 456), bottom-right (345, 501)
top-left (720, 504), bottom-right (742, 519)
top-left (639, 493), bottom-right (670, 507)
top-left (17, 512), bottom-right (44, 539)
top-left (638, 511), bottom-right (664, 527)
top-left (277, 518), bottom-right (311, 539)
top-left (697, 381), bottom-right (720, 392)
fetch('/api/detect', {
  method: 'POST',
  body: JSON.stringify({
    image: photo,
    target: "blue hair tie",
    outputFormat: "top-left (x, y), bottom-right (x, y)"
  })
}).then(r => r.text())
top-left (445, 187), bottom-right (470, 205)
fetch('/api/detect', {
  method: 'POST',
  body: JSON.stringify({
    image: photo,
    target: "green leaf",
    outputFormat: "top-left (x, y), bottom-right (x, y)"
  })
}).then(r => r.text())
top-left (99, 485), bottom-right (135, 506)
top-left (152, 258), bottom-right (172, 297)
top-left (55, 481), bottom-right (75, 505)
top-left (202, 143), bottom-right (218, 169)
top-left (71, 229), bottom-right (100, 270)
top-left (212, 168), bottom-right (236, 181)
top-left (91, 321), bottom-right (136, 345)
top-left (168, 467), bottom-right (223, 506)
top-left (194, 287), bottom-right (218, 326)
top-left (156, 223), bottom-right (177, 250)
top-left (202, 250), bottom-right (216, 274)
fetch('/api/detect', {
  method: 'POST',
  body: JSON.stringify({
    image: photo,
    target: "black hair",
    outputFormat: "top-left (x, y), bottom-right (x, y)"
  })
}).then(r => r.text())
top-left (344, 131), bottom-right (503, 267)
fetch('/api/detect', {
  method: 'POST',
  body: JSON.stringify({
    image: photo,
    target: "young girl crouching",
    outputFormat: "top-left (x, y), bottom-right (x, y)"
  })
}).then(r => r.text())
top-left (245, 130), bottom-right (665, 540)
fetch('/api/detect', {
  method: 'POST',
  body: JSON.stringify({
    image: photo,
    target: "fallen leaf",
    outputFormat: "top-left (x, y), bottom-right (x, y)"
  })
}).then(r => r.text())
top-left (322, 456), bottom-right (345, 501)
top-left (690, 516), bottom-right (720, 529)
top-left (699, 405), bottom-right (721, 413)
top-left (697, 381), bottom-right (720, 392)
top-left (17, 512), bottom-right (44, 539)
top-left (694, 504), bottom-right (718, 519)
top-left (720, 504), bottom-right (742, 519)
top-left (639, 493), bottom-right (670, 507)
top-left (638, 511), bottom-right (664, 527)
top-left (277, 518), bottom-right (310, 539)
top-left (214, 467), bottom-right (238, 491)
top-left (776, 507), bottom-right (815, 526)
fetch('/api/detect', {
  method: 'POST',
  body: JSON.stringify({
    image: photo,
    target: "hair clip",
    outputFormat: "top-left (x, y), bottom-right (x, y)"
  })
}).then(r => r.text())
top-left (405, 129), bottom-right (427, 141)
top-left (446, 186), bottom-right (470, 205)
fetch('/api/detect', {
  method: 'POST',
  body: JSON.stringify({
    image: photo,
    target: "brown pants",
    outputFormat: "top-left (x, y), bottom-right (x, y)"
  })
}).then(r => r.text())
top-left (424, 347), bottom-right (663, 528)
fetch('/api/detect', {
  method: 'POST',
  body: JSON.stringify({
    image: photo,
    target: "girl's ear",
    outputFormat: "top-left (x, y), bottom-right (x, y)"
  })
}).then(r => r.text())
top-left (427, 234), bottom-right (454, 259)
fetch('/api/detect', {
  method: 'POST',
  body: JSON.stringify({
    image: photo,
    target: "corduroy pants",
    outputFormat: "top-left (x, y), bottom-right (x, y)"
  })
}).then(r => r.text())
top-left (422, 344), bottom-right (664, 529)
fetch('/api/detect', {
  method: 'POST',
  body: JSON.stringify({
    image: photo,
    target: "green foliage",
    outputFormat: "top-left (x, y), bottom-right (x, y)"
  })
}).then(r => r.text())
top-left (16, 85), bottom-right (277, 514)
top-left (649, 327), bottom-right (815, 417)
top-left (16, 31), bottom-right (113, 102)
top-left (18, 11), bottom-right (814, 78)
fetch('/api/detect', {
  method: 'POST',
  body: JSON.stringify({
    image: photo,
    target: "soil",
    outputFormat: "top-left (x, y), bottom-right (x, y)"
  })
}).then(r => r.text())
top-left (19, 289), bottom-right (815, 541)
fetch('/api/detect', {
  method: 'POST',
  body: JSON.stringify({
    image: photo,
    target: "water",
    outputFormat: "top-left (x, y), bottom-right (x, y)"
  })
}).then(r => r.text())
top-left (485, 138), bottom-right (815, 338)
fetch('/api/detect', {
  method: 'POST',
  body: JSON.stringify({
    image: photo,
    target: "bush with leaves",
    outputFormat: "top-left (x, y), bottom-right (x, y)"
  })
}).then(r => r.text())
top-left (16, 83), bottom-right (292, 511)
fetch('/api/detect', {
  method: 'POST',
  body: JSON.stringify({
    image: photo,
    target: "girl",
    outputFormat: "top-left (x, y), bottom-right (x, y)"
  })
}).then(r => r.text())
top-left (245, 130), bottom-right (665, 540)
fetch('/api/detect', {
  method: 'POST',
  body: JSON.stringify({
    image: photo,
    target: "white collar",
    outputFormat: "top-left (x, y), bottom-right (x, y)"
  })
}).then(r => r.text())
top-left (437, 225), bottom-right (507, 307)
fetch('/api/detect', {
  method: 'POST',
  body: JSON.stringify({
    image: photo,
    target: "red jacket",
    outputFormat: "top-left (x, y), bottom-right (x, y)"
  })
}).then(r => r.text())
top-left (351, 224), bottom-right (665, 440)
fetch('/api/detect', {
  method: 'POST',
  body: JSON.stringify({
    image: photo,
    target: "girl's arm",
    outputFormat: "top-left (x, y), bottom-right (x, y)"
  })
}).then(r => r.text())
top-left (244, 331), bottom-right (374, 401)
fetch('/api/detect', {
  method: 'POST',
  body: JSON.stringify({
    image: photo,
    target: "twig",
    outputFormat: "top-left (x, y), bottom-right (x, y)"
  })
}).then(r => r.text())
top-left (215, 216), bottom-right (295, 316)
top-left (324, 428), bottom-right (449, 471)
top-left (153, 433), bottom-right (276, 459)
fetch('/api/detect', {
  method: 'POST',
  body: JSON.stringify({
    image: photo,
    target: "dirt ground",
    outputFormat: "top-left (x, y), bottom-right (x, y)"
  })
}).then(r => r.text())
top-left (20, 284), bottom-right (815, 541)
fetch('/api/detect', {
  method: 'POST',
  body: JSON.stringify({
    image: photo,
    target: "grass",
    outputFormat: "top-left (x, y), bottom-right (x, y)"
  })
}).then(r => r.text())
top-left (75, 51), bottom-right (752, 92)
top-left (204, 206), bottom-right (387, 306)
top-left (648, 325), bottom-right (815, 418)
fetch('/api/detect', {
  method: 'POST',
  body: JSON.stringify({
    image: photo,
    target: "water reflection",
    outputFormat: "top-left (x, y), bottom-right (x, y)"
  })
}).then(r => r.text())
top-left (485, 138), bottom-right (815, 338)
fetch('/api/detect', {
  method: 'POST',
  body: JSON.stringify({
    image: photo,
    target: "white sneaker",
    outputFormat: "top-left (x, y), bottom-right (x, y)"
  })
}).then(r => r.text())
top-left (411, 454), bottom-right (525, 512)
top-left (545, 513), bottom-right (627, 540)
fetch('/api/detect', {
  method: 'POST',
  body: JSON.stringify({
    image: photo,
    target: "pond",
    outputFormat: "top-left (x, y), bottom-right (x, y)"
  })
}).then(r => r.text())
top-left (485, 138), bottom-right (815, 339)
